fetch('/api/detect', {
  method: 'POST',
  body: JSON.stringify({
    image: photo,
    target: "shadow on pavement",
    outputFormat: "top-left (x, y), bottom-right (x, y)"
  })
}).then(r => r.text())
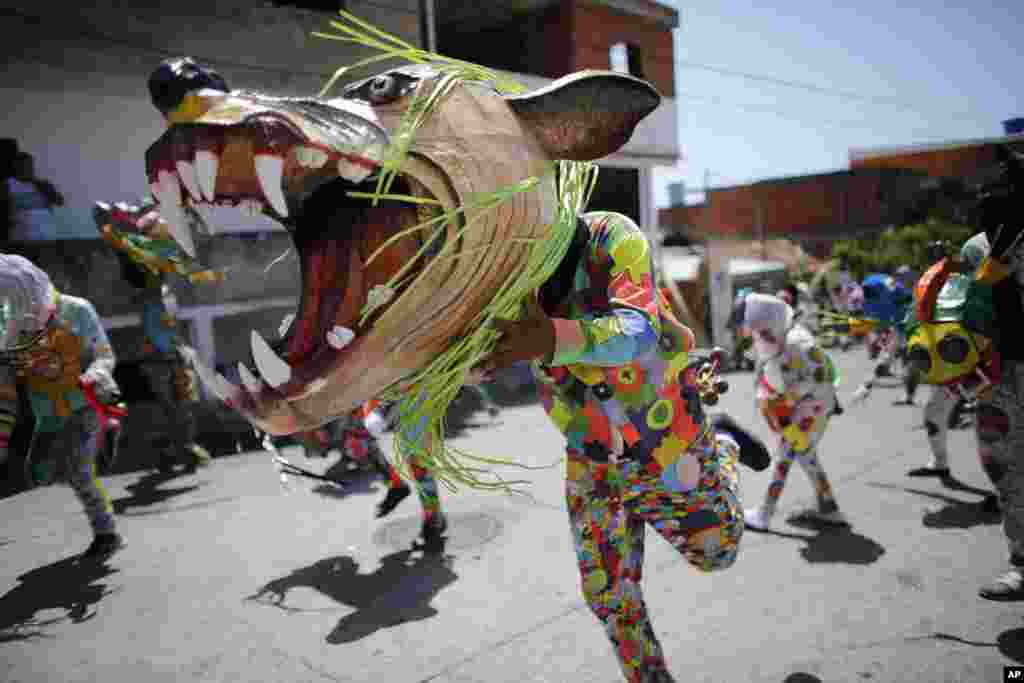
top-left (247, 546), bottom-right (458, 645)
top-left (940, 475), bottom-right (993, 497)
top-left (309, 461), bottom-right (380, 500)
top-left (999, 627), bottom-right (1024, 663)
top-left (782, 674), bottom-right (823, 683)
top-left (866, 482), bottom-right (999, 530)
top-left (790, 522), bottom-right (886, 565)
top-left (111, 470), bottom-right (200, 515)
top-left (0, 554), bottom-right (120, 643)
top-left (750, 522), bottom-right (886, 565)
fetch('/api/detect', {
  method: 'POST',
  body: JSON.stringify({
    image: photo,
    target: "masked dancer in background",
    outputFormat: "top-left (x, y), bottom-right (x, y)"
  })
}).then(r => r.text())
top-left (0, 254), bottom-right (124, 557)
top-left (733, 292), bottom-right (847, 532)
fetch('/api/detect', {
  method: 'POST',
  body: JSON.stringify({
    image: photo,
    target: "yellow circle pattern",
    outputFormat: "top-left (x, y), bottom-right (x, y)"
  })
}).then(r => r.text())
top-left (646, 398), bottom-right (674, 430)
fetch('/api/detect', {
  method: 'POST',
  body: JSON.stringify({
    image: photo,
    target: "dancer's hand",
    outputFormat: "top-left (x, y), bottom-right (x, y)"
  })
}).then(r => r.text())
top-left (478, 292), bottom-right (555, 372)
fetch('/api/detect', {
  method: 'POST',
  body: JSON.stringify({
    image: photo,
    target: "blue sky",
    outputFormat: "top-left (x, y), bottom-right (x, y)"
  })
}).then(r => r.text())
top-left (652, 0), bottom-right (1024, 207)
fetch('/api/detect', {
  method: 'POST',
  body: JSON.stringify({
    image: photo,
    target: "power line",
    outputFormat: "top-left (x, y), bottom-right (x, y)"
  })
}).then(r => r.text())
top-left (673, 58), bottom-right (986, 124)
top-left (674, 90), bottom-right (972, 137)
top-left (0, 5), bottom-right (992, 133)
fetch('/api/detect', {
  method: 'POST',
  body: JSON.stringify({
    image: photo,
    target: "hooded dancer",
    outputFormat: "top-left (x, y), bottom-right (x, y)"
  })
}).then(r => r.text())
top-left (0, 254), bottom-right (124, 557)
top-left (479, 213), bottom-right (770, 683)
top-left (849, 273), bottom-right (916, 406)
top-left (734, 292), bottom-right (847, 531)
top-left (907, 231), bottom-right (997, 513)
top-left (96, 201), bottom-right (212, 473)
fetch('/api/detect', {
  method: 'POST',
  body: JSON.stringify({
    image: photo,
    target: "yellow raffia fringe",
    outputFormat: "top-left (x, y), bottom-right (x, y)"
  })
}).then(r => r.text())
top-left (314, 11), bottom-right (598, 494)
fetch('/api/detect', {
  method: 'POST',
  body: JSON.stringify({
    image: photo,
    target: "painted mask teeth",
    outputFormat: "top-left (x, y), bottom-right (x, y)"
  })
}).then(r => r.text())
top-left (195, 149), bottom-right (219, 201)
top-left (295, 146), bottom-right (328, 169)
top-left (278, 313), bottom-right (295, 338)
top-left (251, 330), bottom-right (292, 388)
top-left (175, 159), bottom-right (203, 202)
top-left (238, 363), bottom-right (263, 395)
top-left (326, 326), bottom-right (355, 350)
top-left (239, 198), bottom-right (264, 218)
top-left (153, 170), bottom-right (197, 258)
top-left (255, 154), bottom-right (289, 218)
top-left (337, 158), bottom-right (373, 183)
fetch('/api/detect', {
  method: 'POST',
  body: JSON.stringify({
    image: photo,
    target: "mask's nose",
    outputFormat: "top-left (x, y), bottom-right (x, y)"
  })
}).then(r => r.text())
top-left (148, 57), bottom-right (230, 123)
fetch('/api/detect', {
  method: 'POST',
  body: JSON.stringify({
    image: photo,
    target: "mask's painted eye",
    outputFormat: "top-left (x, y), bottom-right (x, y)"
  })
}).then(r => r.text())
top-left (937, 333), bottom-right (970, 364)
top-left (367, 75), bottom-right (402, 104)
top-left (906, 346), bottom-right (933, 377)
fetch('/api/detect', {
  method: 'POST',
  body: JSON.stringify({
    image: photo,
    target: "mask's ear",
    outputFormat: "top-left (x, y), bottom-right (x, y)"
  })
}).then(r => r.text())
top-left (505, 71), bottom-right (660, 161)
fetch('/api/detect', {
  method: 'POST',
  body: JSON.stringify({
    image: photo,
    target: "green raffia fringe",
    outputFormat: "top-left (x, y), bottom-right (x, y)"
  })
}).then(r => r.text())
top-left (314, 11), bottom-right (599, 495)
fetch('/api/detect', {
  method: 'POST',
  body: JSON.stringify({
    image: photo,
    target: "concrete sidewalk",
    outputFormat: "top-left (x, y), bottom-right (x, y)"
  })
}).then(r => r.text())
top-left (2, 348), bottom-right (1022, 683)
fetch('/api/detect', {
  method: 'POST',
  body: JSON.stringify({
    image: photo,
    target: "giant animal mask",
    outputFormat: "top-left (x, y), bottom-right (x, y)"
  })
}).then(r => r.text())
top-left (131, 40), bottom-right (660, 444)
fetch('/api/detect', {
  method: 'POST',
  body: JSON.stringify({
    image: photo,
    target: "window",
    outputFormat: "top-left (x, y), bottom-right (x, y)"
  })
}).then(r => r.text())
top-left (270, 0), bottom-right (345, 12)
top-left (609, 42), bottom-right (644, 79)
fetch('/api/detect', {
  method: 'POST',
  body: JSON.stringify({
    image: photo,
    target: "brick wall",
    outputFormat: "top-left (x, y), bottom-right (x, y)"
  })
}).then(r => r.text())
top-left (850, 139), bottom-right (1024, 180)
top-left (658, 169), bottom-right (928, 245)
top-left (568, 2), bottom-right (676, 97)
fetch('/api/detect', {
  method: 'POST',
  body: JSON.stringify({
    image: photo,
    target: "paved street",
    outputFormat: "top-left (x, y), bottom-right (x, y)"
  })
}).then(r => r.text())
top-left (2, 347), bottom-right (1022, 683)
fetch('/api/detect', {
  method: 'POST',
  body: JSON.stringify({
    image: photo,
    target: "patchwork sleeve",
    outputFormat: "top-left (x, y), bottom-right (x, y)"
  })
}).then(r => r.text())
top-left (549, 214), bottom-right (660, 366)
top-left (76, 299), bottom-right (118, 382)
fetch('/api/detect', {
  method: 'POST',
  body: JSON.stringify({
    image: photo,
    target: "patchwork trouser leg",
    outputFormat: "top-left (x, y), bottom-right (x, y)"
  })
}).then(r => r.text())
top-left (976, 362), bottom-right (1024, 565)
top-left (764, 409), bottom-right (837, 515)
top-left (566, 431), bottom-right (743, 683)
top-left (923, 387), bottom-right (956, 470)
top-left (31, 410), bottom-right (116, 535)
top-left (142, 355), bottom-right (198, 461)
top-left (395, 405), bottom-right (441, 522)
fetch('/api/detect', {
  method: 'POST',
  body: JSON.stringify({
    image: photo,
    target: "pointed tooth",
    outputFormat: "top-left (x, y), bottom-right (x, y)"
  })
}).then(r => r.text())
top-left (161, 204), bottom-right (196, 258)
top-left (175, 160), bottom-right (203, 201)
top-left (251, 330), bottom-right (292, 388)
top-left (195, 150), bottom-right (219, 201)
top-left (192, 357), bottom-right (235, 403)
top-left (255, 154), bottom-right (289, 217)
top-left (326, 325), bottom-right (355, 350)
top-left (337, 159), bottom-right (372, 183)
top-left (278, 313), bottom-right (295, 338)
top-left (239, 199), bottom-right (263, 218)
top-left (238, 363), bottom-right (263, 395)
top-left (296, 146), bottom-right (327, 169)
top-left (157, 170), bottom-right (182, 209)
top-left (154, 176), bottom-right (195, 258)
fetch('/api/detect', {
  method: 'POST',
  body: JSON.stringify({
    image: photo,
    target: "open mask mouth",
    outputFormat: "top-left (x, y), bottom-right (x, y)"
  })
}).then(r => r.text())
top-left (144, 96), bottom-right (460, 426)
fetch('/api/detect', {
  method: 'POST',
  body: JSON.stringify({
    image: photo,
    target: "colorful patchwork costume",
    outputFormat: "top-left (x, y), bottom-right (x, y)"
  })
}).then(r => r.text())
top-left (905, 150), bottom-right (1024, 599)
top-left (0, 254), bottom-right (123, 557)
top-left (97, 200), bottom-right (213, 473)
top-left (906, 233), bottom-right (996, 484)
top-left (527, 212), bottom-right (763, 683)
top-left (734, 292), bottom-right (847, 531)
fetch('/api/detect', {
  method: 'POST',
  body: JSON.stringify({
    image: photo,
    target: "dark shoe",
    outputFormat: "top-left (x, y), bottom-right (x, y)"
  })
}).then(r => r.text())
top-left (487, 406), bottom-right (500, 419)
top-left (980, 569), bottom-right (1024, 601)
top-left (787, 507), bottom-right (850, 528)
top-left (874, 363), bottom-right (892, 378)
top-left (982, 494), bottom-right (1001, 516)
top-left (907, 466), bottom-right (951, 478)
top-left (182, 444), bottom-right (212, 473)
top-left (421, 513), bottom-right (448, 547)
top-left (376, 483), bottom-right (411, 518)
top-left (831, 399), bottom-right (845, 416)
top-left (83, 533), bottom-right (124, 559)
top-left (711, 413), bottom-right (771, 471)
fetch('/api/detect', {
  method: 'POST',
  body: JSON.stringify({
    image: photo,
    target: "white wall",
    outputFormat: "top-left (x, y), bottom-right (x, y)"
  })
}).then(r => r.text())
top-left (1, 78), bottom-right (165, 239)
